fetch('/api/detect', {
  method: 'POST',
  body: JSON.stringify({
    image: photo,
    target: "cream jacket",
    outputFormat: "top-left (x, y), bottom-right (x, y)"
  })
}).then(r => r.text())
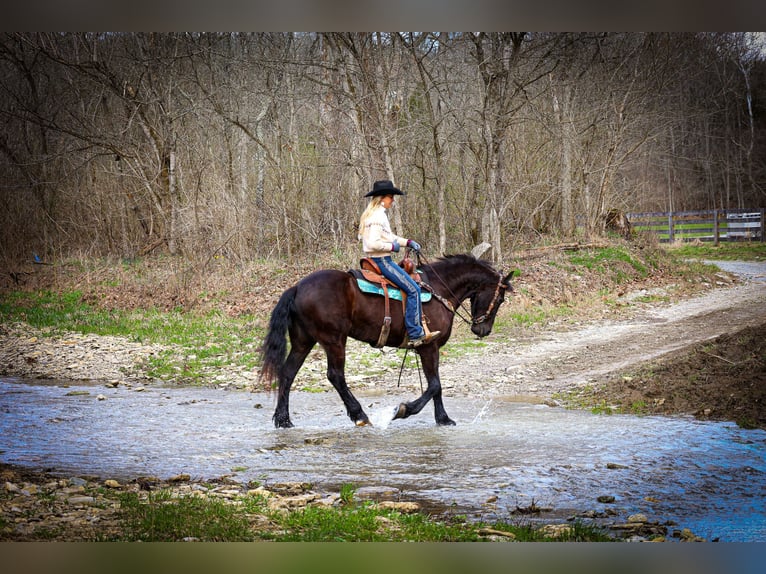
top-left (361, 205), bottom-right (409, 258)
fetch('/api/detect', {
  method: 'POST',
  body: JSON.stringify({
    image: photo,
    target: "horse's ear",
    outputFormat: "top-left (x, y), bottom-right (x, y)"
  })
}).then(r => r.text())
top-left (502, 269), bottom-right (516, 287)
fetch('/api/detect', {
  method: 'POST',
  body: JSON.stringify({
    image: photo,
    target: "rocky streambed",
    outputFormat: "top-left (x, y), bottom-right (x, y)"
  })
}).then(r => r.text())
top-left (1, 462), bottom-right (703, 542)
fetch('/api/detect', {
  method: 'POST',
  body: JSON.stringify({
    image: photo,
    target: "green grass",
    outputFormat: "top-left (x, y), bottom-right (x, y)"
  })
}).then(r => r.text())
top-left (113, 487), bottom-right (613, 542)
top-left (118, 489), bottom-right (261, 541)
top-left (567, 246), bottom-right (648, 279)
top-left (666, 242), bottom-right (766, 261)
top-left (0, 290), bottom-right (265, 385)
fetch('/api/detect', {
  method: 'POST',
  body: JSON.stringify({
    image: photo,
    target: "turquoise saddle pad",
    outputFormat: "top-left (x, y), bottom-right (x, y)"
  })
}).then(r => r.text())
top-left (355, 278), bottom-right (432, 303)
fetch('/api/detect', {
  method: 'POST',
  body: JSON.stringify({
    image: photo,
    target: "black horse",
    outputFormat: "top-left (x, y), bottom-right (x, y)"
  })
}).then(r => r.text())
top-left (260, 253), bottom-right (513, 428)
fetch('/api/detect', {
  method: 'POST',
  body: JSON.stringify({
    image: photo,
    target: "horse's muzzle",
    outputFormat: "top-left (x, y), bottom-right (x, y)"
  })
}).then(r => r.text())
top-left (471, 322), bottom-right (493, 338)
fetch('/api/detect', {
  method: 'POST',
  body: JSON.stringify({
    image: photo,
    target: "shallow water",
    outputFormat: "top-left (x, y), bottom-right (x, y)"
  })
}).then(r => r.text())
top-left (2, 377), bottom-right (765, 541)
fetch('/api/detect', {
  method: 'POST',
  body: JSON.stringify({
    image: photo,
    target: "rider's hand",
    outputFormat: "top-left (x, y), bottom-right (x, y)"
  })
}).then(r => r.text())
top-left (391, 240), bottom-right (400, 252)
top-left (407, 239), bottom-right (421, 252)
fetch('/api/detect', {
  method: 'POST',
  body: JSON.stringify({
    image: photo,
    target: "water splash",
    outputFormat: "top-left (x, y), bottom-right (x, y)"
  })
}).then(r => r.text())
top-left (470, 398), bottom-right (493, 424)
top-left (368, 404), bottom-right (397, 429)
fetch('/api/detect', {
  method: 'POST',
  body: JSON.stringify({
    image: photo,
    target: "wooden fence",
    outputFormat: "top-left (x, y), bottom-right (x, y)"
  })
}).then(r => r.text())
top-left (627, 208), bottom-right (766, 244)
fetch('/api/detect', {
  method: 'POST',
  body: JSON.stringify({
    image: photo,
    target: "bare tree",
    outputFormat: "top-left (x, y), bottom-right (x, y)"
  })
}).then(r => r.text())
top-left (2, 33), bottom-right (765, 268)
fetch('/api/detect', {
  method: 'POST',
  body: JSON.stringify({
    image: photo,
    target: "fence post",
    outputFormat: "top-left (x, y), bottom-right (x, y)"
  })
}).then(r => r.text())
top-left (668, 213), bottom-right (674, 242)
top-left (761, 208), bottom-right (765, 243)
top-left (713, 209), bottom-right (719, 246)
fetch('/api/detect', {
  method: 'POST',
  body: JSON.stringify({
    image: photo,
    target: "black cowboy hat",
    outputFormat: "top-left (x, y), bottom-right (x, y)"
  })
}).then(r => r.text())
top-left (364, 179), bottom-right (405, 197)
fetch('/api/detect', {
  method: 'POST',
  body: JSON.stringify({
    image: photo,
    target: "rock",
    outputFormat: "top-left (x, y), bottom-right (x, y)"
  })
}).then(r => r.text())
top-left (104, 479), bottom-right (121, 488)
top-left (374, 501), bottom-right (420, 514)
top-left (168, 474), bottom-right (191, 483)
top-left (15, 523), bottom-right (35, 535)
top-left (267, 492), bottom-right (321, 510)
top-left (97, 394), bottom-right (107, 401)
top-left (597, 495), bottom-right (615, 503)
top-left (22, 484), bottom-right (38, 495)
top-left (314, 493), bottom-right (341, 507)
top-left (67, 495), bottom-right (97, 505)
top-left (540, 523), bottom-right (574, 538)
top-left (246, 486), bottom-right (273, 498)
top-left (628, 513), bottom-right (648, 524)
top-left (60, 485), bottom-right (85, 495)
top-left (478, 527), bottom-right (516, 540)
top-left (677, 528), bottom-right (706, 542)
top-left (267, 482), bottom-right (312, 495)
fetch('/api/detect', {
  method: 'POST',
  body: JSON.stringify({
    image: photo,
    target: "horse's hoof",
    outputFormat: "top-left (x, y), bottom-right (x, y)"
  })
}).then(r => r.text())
top-left (355, 419), bottom-right (372, 427)
top-left (393, 403), bottom-right (407, 420)
top-left (437, 418), bottom-right (456, 426)
top-left (273, 415), bottom-right (294, 429)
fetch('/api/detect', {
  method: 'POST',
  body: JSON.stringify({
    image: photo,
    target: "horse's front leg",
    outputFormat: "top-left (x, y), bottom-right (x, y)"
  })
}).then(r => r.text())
top-left (393, 347), bottom-right (456, 426)
top-left (324, 341), bottom-right (371, 426)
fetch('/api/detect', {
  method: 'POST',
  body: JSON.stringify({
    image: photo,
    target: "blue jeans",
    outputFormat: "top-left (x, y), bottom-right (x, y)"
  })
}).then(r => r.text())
top-left (373, 256), bottom-right (425, 340)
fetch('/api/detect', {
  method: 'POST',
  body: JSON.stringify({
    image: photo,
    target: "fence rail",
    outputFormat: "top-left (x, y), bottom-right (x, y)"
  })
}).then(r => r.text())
top-left (627, 208), bottom-right (766, 244)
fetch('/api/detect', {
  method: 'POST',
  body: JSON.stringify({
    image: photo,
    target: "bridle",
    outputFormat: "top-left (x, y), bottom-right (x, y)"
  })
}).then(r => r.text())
top-left (470, 278), bottom-right (508, 325)
top-left (415, 250), bottom-right (509, 327)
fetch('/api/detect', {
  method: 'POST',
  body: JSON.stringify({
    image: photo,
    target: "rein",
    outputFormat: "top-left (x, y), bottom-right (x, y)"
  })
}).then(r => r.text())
top-left (395, 251), bottom-right (508, 392)
top-left (417, 251), bottom-right (507, 327)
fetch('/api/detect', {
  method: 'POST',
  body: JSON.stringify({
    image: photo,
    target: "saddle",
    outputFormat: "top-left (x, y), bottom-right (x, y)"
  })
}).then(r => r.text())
top-left (348, 255), bottom-right (432, 348)
top-left (357, 256), bottom-right (421, 287)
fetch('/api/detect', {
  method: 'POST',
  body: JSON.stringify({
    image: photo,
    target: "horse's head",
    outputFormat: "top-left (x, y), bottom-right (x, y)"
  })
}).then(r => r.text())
top-left (469, 268), bottom-right (514, 337)
top-left (424, 254), bottom-right (514, 337)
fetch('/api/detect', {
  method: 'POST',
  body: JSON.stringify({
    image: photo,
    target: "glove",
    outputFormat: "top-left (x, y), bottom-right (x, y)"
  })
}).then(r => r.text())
top-left (407, 239), bottom-right (421, 252)
top-left (391, 240), bottom-right (400, 252)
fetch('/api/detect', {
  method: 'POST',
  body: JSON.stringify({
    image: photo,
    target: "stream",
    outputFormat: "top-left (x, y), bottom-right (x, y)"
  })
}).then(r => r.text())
top-left (1, 376), bottom-right (764, 541)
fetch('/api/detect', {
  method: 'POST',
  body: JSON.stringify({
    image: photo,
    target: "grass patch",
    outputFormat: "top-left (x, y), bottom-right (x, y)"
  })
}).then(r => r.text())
top-left (115, 487), bottom-right (612, 542)
top-left (118, 489), bottom-right (260, 541)
top-left (665, 242), bottom-right (766, 261)
top-left (567, 246), bottom-right (648, 279)
top-left (0, 289), bottom-right (264, 385)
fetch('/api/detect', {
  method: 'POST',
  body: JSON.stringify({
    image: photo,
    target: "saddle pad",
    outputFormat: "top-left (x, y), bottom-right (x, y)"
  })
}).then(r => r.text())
top-left (355, 277), bottom-right (432, 303)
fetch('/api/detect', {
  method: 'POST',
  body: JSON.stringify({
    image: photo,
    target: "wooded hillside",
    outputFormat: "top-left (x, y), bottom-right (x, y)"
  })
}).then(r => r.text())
top-left (1, 32), bottom-right (764, 265)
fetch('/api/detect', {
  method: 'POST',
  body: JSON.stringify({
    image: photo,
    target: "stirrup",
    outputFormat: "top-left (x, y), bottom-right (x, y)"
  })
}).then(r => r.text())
top-left (407, 330), bottom-right (441, 348)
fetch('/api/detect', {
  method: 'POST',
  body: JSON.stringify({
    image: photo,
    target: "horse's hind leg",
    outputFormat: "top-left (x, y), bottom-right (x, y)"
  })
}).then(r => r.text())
top-left (323, 340), bottom-right (370, 426)
top-left (273, 342), bottom-right (313, 428)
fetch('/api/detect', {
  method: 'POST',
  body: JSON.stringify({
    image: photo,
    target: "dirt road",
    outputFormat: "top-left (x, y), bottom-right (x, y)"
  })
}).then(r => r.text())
top-left (440, 278), bottom-right (766, 401)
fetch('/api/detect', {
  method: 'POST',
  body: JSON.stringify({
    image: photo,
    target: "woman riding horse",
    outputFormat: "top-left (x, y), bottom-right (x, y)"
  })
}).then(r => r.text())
top-left (358, 180), bottom-right (440, 348)
top-left (260, 243), bottom-right (513, 428)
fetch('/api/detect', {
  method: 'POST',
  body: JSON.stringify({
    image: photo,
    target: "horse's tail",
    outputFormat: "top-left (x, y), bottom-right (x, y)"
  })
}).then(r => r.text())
top-left (259, 285), bottom-right (297, 387)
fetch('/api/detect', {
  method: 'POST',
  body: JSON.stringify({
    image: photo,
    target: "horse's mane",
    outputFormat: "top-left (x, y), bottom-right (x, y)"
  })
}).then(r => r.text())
top-left (421, 253), bottom-right (497, 277)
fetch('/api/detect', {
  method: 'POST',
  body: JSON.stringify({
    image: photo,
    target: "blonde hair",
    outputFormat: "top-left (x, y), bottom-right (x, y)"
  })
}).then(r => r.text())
top-left (358, 196), bottom-right (385, 239)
